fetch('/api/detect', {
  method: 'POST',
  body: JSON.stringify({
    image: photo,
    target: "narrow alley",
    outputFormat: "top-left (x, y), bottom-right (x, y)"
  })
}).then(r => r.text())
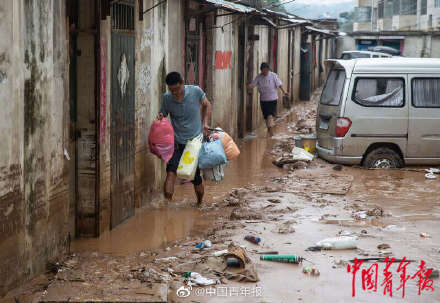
top-left (3, 91), bottom-right (439, 303)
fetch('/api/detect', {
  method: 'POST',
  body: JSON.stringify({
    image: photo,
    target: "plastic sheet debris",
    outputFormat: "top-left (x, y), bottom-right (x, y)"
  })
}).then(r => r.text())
top-left (291, 147), bottom-right (314, 162)
top-left (425, 173), bottom-right (437, 179)
top-left (184, 272), bottom-right (218, 286)
top-left (195, 240), bottom-right (212, 249)
top-left (425, 168), bottom-right (440, 174)
top-left (316, 236), bottom-right (357, 250)
top-left (211, 249), bottom-right (228, 257)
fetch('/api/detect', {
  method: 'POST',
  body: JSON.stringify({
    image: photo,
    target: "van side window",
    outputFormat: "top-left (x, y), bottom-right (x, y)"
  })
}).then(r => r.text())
top-left (412, 78), bottom-right (440, 108)
top-left (320, 69), bottom-right (346, 106)
top-left (372, 55), bottom-right (379, 58)
top-left (352, 78), bottom-right (404, 107)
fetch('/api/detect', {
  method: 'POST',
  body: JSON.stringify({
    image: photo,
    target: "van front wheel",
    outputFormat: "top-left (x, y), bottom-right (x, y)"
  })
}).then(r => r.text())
top-left (364, 147), bottom-right (404, 169)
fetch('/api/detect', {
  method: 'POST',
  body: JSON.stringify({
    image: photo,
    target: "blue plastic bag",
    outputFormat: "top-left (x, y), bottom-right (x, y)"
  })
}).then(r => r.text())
top-left (198, 139), bottom-right (227, 170)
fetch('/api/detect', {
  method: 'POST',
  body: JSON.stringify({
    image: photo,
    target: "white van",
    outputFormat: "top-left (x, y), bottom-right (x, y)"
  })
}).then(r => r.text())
top-left (316, 58), bottom-right (440, 168)
top-left (340, 51), bottom-right (393, 60)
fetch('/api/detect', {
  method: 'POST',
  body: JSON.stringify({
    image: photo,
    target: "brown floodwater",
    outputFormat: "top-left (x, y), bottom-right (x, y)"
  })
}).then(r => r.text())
top-left (72, 123), bottom-right (284, 254)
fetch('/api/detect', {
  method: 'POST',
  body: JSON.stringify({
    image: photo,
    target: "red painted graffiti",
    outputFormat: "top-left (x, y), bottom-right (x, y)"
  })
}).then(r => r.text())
top-left (215, 51), bottom-right (232, 70)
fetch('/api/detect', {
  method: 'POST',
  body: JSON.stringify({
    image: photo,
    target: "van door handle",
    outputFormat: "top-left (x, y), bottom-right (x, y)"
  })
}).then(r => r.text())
top-left (319, 114), bottom-right (331, 121)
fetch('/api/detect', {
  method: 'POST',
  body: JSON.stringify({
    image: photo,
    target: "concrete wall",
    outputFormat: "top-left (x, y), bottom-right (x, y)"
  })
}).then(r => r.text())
top-left (354, 22), bottom-right (372, 31)
top-left (378, 18), bottom-right (392, 30)
top-left (292, 26), bottom-right (302, 103)
top-left (392, 15), bottom-right (418, 30)
top-left (133, 0), bottom-right (185, 208)
top-left (251, 25), bottom-right (270, 130)
top-left (276, 28), bottom-right (289, 110)
top-left (211, 12), bottom-right (239, 138)
top-left (0, 0), bottom-right (70, 295)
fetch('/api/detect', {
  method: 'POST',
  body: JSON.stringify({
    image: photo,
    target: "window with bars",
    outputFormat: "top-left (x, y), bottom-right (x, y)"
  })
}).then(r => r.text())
top-left (111, 0), bottom-right (135, 31)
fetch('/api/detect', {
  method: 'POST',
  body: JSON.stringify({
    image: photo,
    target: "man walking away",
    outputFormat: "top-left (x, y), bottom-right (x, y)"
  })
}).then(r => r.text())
top-left (158, 72), bottom-right (211, 205)
top-left (248, 62), bottom-right (288, 136)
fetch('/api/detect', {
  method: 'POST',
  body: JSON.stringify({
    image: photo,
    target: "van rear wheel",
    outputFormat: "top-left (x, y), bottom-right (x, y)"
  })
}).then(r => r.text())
top-left (364, 147), bottom-right (404, 169)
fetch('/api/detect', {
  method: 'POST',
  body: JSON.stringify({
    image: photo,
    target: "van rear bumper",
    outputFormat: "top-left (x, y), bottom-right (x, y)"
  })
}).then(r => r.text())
top-left (316, 143), bottom-right (362, 165)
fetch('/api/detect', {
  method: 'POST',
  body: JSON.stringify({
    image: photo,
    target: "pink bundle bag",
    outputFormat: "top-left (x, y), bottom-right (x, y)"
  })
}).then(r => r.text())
top-left (148, 118), bottom-right (174, 163)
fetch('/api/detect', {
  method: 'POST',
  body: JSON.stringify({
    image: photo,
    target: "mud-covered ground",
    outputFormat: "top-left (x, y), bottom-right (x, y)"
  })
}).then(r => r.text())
top-left (2, 90), bottom-right (440, 303)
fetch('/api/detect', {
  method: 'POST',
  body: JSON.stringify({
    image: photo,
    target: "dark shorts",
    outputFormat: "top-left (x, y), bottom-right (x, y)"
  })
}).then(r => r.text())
top-left (260, 100), bottom-right (277, 119)
top-left (166, 142), bottom-right (203, 186)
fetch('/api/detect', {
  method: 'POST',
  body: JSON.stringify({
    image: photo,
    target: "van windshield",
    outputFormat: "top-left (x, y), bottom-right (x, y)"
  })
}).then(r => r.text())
top-left (320, 69), bottom-right (346, 106)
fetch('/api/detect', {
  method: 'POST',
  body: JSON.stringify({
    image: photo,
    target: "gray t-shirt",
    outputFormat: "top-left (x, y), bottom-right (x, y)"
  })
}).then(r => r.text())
top-left (251, 71), bottom-right (282, 101)
top-left (160, 85), bottom-right (206, 144)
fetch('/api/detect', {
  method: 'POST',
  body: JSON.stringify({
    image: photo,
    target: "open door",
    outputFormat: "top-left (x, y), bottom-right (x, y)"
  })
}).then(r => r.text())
top-left (69, 0), bottom-right (99, 237)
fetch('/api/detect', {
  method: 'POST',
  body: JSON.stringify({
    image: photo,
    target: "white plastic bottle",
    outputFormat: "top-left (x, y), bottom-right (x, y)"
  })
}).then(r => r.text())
top-left (316, 236), bottom-right (357, 250)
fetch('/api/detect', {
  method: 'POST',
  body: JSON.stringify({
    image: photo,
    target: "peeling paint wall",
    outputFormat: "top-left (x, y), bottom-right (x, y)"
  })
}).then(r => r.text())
top-left (134, 0), bottom-right (185, 207)
top-left (251, 26), bottom-right (270, 130)
top-left (211, 12), bottom-right (238, 138)
top-left (0, 0), bottom-right (70, 295)
top-left (292, 26), bottom-right (302, 103)
top-left (276, 28), bottom-right (289, 110)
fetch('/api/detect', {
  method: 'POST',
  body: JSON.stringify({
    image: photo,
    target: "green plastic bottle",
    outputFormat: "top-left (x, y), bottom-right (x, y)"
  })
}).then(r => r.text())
top-left (260, 254), bottom-right (303, 264)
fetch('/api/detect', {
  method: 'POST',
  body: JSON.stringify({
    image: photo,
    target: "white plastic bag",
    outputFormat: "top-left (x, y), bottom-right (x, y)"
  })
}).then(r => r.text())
top-left (291, 147), bottom-right (314, 162)
top-left (177, 135), bottom-right (202, 180)
top-left (316, 236), bottom-right (357, 250)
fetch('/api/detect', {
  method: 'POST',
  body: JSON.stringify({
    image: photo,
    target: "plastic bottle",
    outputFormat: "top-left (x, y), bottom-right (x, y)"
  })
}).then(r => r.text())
top-left (244, 235), bottom-right (261, 244)
top-left (316, 236), bottom-right (357, 250)
top-left (260, 254), bottom-right (304, 264)
top-left (226, 257), bottom-right (241, 268)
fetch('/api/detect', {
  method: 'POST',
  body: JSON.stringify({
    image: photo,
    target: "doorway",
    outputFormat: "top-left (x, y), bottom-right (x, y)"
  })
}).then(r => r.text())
top-left (110, 0), bottom-right (136, 229)
top-left (68, 0), bottom-right (99, 237)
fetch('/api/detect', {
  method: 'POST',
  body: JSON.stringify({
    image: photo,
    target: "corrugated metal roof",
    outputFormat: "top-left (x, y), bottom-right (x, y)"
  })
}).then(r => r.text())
top-left (306, 26), bottom-right (335, 36)
top-left (204, 0), bottom-right (256, 13)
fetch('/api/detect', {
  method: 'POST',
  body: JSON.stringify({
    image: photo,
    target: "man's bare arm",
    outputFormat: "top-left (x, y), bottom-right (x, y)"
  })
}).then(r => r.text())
top-left (201, 97), bottom-right (212, 135)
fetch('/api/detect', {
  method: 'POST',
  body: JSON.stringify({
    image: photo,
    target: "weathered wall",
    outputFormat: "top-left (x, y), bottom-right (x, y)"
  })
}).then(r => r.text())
top-left (0, 0), bottom-right (70, 295)
top-left (134, 0), bottom-right (185, 208)
top-left (276, 27), bottom-right (289, 111)
top-left (251, 25), bottom-right (269, 130)
top-left (98, 17), bottom-right (112, 234)
top-left (292, 26), bottom-right (302, 103)
top-left (211, 12), bottom-right (238, 138)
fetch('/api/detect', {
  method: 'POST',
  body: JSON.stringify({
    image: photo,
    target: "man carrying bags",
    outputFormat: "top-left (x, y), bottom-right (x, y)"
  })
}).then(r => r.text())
top-left (158, 72), bottom-right (211, 206)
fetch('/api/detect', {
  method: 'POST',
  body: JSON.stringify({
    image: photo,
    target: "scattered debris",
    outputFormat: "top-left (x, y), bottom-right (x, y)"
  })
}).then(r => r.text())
top-left (184, 272), bottom-right (218, 286)
top-left (260, 254), bottom-right (303, 264)
top-left (275, 220), bottom-right (296, 234)
top-left (226, 257), bottom-right (241, 268)
top-left (366, 207), bottom-right (384, 217)
top-left (211, 249), bottom-right (228, 257)
top-left (155, 256), bottom-right (178, 262)
top-left (195, 240), bottom-right (212, 249)
top-left (267, 199), bottom-right (281, 204)
top-left (244, 235), bottom-right (261, 245)
top-left (223, 243), bottom-right (250, 269)
top-left (425, 168), bottom-right (440, 174)
top-left (420, 232), bottom-right (432, 238)
top-left (316, 236), bottom-right (357, 250)
top-left (352, 211), bottom-right (367, 220)
top-left (425, 173), bottom-right (437, 179)
top-left (303, 267), bottom-right (320, 276)
top-left (333, 165), bottom-right (343, 171)
top-left (230, 207), bottom-right (262, 220)
top-left (377, 243), bottom-right (391, 250)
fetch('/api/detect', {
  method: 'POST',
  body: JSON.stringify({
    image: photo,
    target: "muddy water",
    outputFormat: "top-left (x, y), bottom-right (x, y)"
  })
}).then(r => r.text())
top-left (73, 125), bottom-right (284, 254)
